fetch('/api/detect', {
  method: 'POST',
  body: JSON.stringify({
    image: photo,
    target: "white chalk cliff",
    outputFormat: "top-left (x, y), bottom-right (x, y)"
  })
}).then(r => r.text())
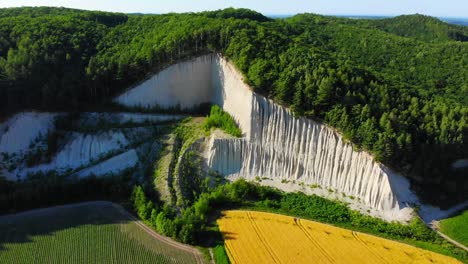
top-left (115, 54), bottom-right (422, 222)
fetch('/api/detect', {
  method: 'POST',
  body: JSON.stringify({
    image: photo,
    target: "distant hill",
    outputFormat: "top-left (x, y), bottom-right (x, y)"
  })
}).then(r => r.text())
top-left (371, 14), bottom-right (468, 42)
top-left (334, 15), bottom-right (468, 27)
top-left (439, 17), bottom-right (468, 26)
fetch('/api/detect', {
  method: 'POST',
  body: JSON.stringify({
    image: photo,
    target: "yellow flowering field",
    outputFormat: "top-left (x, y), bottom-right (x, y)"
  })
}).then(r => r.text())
top-left (217, 210), bottom-right (461, 264)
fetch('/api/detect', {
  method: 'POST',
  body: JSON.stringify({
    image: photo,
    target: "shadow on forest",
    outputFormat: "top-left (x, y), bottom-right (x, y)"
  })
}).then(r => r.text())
top-left (0, 201), bottom-right (130, 251)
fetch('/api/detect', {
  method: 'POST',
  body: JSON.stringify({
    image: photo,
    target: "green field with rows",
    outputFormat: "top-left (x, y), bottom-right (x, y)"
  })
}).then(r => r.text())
top-left (0, 202), bottom-right (198, 264)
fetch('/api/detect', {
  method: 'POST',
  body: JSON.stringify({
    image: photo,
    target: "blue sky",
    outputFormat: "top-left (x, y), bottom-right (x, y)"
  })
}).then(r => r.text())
top-left (0, 0), bottom-right (467, 18)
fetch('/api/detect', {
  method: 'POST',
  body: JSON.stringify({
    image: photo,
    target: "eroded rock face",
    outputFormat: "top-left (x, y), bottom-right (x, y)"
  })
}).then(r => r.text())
top-left (114, 55), bottom-right (253, 135)
top-left (206, 95), bottom-right (419, 221)
top-left (115, 54), bottom-right (418, 221)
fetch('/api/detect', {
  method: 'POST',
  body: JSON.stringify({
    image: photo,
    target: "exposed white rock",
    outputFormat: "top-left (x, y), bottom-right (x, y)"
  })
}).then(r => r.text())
top-left (114, 56), bottom-right (215, 109)
top-left (75, 149), bottom-right (138, 178)
top-left (206, 97), bottom-right (418, 221)
top-left (18, 131), bottom-right (130, 176)
top-left (55, 132), bottom-right (128, 168)
top-left (211, 57), bottom-right (253, 137)
top-left (114, 55), bottom-right (253, 135)
top-left (114, 54), bottom-right (421, 222)
top-left (0, 112), bottom-right (56, 154)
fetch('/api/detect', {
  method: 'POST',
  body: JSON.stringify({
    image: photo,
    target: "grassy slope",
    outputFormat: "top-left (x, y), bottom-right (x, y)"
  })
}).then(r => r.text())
top-left (440, 210), bottom-right (468, 247)
top-left (0, 202), bottom-right (197, 264)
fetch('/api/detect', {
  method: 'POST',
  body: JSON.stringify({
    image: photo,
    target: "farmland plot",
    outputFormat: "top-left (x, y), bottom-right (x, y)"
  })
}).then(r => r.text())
top-left (0, 202), bottom-right (200, 264)
top-left (217, 210), bottom-right (462, 264)
top-left (440, 210), bottom-right (468, 247)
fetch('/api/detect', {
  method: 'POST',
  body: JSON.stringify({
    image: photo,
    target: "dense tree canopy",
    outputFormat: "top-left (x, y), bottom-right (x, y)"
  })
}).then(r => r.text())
top-left (372, 14), bottom-right (468, 42)
top-left (0, 7), bottom-right (466, 205)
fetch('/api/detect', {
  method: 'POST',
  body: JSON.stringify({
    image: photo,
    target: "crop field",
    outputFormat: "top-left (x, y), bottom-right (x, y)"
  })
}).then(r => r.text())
top-left (217, 210), bottom-right (462, 264)
top-left (0, 202), bottom-right (199, 264)
top-left (440, 210), bottom-right (468, 247)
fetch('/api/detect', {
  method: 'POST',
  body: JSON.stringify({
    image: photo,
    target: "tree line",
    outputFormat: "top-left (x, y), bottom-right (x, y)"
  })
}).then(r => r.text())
top-left (130, 179), bottom-right (467, 261)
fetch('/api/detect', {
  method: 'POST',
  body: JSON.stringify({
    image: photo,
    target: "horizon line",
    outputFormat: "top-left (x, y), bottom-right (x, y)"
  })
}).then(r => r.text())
top-left (1, 5), bottom-right (468, 20)
top-left (267, 13), bottom-right (468, 19)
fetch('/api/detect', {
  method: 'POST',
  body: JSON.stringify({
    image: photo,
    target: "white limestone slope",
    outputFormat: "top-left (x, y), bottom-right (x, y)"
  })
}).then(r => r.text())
top-left (115, 55), bottom-right (253, 135)
top-left (206, 95), bottom-right (418, 221)
top-left (0, 112), bottom-right (56, 154)
top-left (22, 131), bottom-right (130, 176)
top-left (211, 57), bottom-right (253, 137)
top-left (56, 132), bottom-right (128, 168)
top-left (75, 149), bottom-right (138, 178)
top-left (115, 56), bottom-right (215, 109)
top-left (115, 54), bottom-right (419, 221)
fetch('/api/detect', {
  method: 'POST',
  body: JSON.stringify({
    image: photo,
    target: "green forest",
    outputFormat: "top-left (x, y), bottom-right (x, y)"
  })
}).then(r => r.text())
top-left (0, 7), bottom-right (466, 206)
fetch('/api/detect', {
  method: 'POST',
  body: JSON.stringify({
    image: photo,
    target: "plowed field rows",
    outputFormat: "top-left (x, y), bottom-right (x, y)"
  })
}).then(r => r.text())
top-left (0, 202), bottom-right (199, 264)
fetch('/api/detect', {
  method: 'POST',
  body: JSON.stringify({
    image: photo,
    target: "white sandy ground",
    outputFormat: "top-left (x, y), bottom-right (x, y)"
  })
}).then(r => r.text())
top-left (116, 54), bottom-right (467, 224)
top-left (0, 112), bottom-right (56, 154)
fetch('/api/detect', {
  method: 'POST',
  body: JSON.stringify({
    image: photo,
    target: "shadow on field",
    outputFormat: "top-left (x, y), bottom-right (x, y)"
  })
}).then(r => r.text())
top-left (0, 201), bottom-right (130, 251)
top-left (217, 231), bottom-right (237, 241)
top-left (197, 209), bottom-right (237, 248)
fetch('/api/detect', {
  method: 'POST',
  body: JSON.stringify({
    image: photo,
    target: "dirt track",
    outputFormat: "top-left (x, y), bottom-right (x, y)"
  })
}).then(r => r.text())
top-left (431, 221), bottom-right (468, 252)
top-left (111, 203), bottom-right (206, 264)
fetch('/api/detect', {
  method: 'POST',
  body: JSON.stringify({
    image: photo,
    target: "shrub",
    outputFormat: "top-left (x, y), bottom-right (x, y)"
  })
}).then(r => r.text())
top-left (203, 105), bottom-right (242, 137)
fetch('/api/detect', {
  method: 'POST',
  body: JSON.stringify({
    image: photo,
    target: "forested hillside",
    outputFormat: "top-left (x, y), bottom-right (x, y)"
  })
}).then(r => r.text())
top-left (0, 7), bottom-right (466, 206)
top-left (0, 7), bottom-right (127, 113)
top-left (372, 14), bottom-right (468, 42)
